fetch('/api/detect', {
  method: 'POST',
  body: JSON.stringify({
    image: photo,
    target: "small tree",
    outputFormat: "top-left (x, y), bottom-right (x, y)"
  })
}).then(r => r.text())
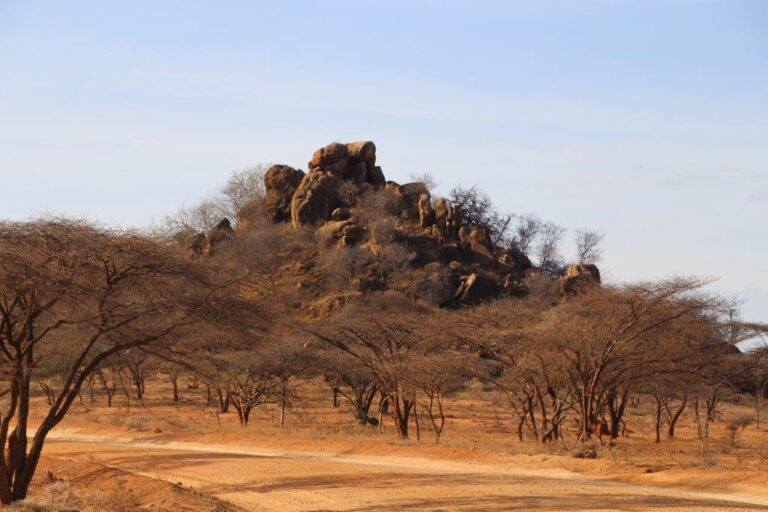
top-left (574, 229), bottom-right (604, 264)
top-left (410, 352), bottom-right (467, 444)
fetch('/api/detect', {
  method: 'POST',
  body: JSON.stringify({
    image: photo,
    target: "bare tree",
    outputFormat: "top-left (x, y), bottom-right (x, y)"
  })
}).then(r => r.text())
top-left (449, 185), bottom-right (513, 247)
top-left (410, 352), bottom-right (467, 444)
top-left (510, 214), bottom-right (541, 254)
top-left (574, 228), bottom-right (604, 264)
top-left (158, 165), bottom-right (267, 234)
top-left (535, 222), bottom-right (566, 276)
top-left (409, 172), bottom-right (439, 193)
top-left (0, 219), bottom-right (255, 503)
top-left (321, 351), bottom-right (380, 426)
top-left (311, 296), bottom-right (441, 439)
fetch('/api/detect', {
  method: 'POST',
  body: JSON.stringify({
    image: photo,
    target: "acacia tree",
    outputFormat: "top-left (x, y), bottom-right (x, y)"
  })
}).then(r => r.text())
top-left (0, 219), bottom-right (249, 504)
top-left (410, 352), bottom-right (467, 444)
top-left (311, 296), bottom-right (439, 439)
top-left (256, 339), bottom-right (312, 427)
top-left (321, 351), bottom-right (380, 426)
top-left (536, 278), bottom-right (728, 442)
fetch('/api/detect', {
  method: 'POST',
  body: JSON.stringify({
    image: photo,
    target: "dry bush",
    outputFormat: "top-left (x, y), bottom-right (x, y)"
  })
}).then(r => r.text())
top-left (318, 247), bottom-right (374, 291)
top-left (356, 188), bottom-right (400, 227)
top-left (159, 165), bottom-right (268, 234)
top-left (726, 414), bottom-right (754, 446)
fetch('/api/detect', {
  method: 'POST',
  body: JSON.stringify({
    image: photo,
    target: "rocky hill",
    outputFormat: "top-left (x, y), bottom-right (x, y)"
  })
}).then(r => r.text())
top-left (179, 140), bottom-right (601, 317)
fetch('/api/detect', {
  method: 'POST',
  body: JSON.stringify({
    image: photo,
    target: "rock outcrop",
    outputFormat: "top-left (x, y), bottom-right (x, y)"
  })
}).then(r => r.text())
top-left (189, 139), bottom-right (603, 311)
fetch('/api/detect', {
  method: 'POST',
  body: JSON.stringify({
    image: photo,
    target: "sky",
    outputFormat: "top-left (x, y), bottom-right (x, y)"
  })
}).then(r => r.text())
top-left (0, 0), bottom-right (766, 331)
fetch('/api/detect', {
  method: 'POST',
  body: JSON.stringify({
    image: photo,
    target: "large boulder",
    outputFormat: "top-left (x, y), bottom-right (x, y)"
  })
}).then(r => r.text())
top-left (309, 142), bottom-right (349, 172)
top-left (454, 273), bottom-right (502, 305)
top-left (264, 165), bottom-right (305, 223)
top-left (557, 264), bottom-right (601, 296)
top-left (291, 170), bottom-right (341, 228)
top-left (309, 141), bottom-right (381, 186)
top-left (498, 247), bottom-right (532, 271)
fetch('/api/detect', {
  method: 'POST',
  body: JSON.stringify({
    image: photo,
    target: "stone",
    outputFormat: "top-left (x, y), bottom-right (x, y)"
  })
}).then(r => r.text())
top-left (458, 224), bottom-right (493, 256)
top-left (291, 170), bottom-right (341, 228)
top-left (418, 193), bottom-right (435, 228)
top-left (263, 165), bottom-right (306, 223)
top-left (454, 273), bottom-right (501, 304)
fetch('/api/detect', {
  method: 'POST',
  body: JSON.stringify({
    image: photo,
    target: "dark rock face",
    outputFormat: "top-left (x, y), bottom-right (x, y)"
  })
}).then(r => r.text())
top-left (454, 273), bottom-right (502, 305)
top-left (206, 218), bottom-right (234, 255)
top-left (264, 165), bottom-right (306, 223)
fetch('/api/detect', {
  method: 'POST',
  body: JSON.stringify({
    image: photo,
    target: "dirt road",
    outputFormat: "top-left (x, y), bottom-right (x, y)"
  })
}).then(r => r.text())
top-left (44, 430), bottom-right (768, 511)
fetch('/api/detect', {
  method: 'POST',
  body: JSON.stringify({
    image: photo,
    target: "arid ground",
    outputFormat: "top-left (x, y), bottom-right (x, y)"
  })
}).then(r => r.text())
top-left (17, 379), bottom-right (768, 511)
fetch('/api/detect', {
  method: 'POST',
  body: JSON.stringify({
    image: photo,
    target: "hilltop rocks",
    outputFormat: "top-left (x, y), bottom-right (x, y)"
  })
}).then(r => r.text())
top-left (264, 165), bottom-right (305, 223)
top-left (291, 171), bottom-right (341, 228)
top-left (308, 141), bottom-right (383, 187)
top-left (558, 264), bottom-right (601, 296)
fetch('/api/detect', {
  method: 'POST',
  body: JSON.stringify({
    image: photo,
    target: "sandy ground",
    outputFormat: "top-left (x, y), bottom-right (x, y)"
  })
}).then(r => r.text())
top-left (41, 429), bottom-right (768, 511)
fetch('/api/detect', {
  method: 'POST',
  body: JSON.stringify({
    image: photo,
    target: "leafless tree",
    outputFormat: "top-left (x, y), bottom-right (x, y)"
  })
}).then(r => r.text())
top-left (0, 218), bottom-right (261, 503)
top-left (510, 214), bottom-right (541, 254)
top-left (574, 228), bottom-right (604, 264)
top-left (410, 352), bottom-right (467, 444)
top-left (535, 221), bottom-right (566, 276)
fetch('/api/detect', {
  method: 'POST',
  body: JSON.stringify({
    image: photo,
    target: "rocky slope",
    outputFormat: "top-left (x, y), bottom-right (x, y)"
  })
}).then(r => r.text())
top-left (182, 140), bottom-right (600, 315)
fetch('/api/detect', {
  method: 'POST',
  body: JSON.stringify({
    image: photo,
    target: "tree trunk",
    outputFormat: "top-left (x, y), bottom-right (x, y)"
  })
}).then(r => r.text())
top-left (170, 373), bottom-right (179, 403)
top-left (654, 396), bottom-right (662, 443)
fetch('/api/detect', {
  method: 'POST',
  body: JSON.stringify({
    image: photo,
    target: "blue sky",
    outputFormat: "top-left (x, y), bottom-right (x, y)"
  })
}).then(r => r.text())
top-left (1, 0), bottom-right (766, 328)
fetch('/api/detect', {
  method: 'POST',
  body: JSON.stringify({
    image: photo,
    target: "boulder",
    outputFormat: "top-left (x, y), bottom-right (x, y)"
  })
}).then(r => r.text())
top-left (434, 197), bottom-right (462, 234)
top-left (316, 220), bottom-right (354, 245)
top-left (346, 141), bottom-right (377, 169)
top-left (308, 141), bottom-right (380, 185)
top-left (291, 170), bottom-right (341, 228)
top-left (367, 166), bottom-right (386, 189)
top-left (392, 182), bottom-right (428, 221)
top-left (418, 193), bottom-right (435, 228)
top-left (458, 224), bottom-right (493, 256)
top-left (498, 247), bottom-right (532, 271)
top-left (454, 273), bottom-right (502, 305)
top-left (206, 218), bottom-right (234, 254)
top-left (566, 264), bottom-right (601, 282)
top-left (263, 165), bottom-right (306, 223)
top-left (557, 264), bottom-right (601, 296)
top-left (309, 142), bottom-right (349, 171)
